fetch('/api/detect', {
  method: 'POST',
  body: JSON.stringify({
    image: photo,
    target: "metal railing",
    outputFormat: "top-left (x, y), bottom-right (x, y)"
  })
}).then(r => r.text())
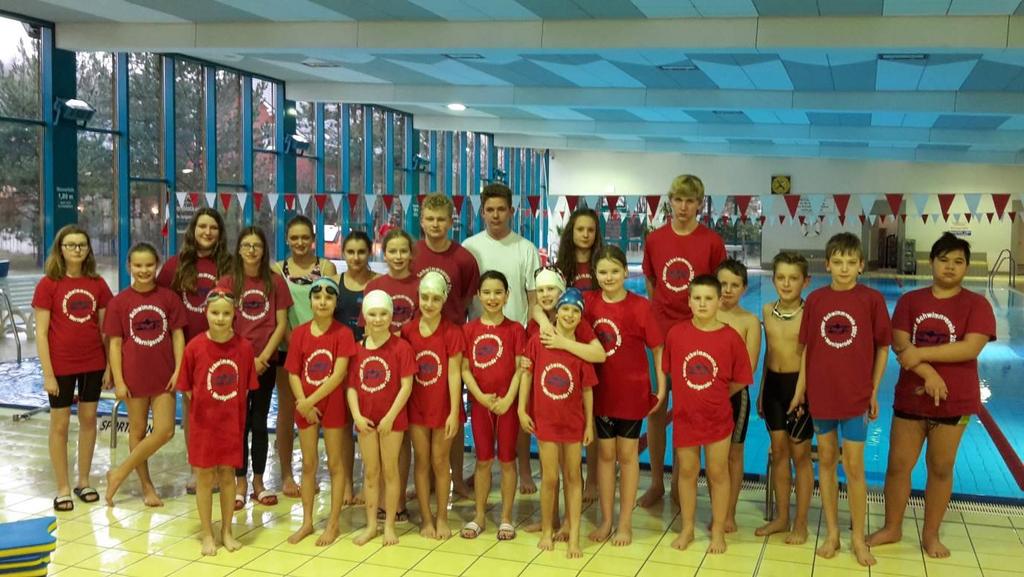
top-left (988, 248), bottom-right (1017, 289)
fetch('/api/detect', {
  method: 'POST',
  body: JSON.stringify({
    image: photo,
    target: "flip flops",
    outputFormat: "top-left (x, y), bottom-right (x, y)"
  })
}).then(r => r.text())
top-left (53, 495), bottom-right (73, 511)
top-left (497, 522), bottom-right (516, 541)
top-left (73, 486), bottom-right (99, 503)
top-left (460, 521), bottom-right (482, 539)
top-left (250, 490), bottom-right (278, 506)
top-left (233, 493), bottom-right (246, 511)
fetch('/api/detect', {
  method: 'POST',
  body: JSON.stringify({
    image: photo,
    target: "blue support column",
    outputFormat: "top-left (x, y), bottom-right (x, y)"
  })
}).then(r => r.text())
top-left (510, 148), bottom-right (520, 234)
top-left (428, 131), bottom-right (437, 193)
top-left (524, 149), bottom-right (532, 243)
top-left (241, 76), bottom-right (254, 226)
top-left (543, 150), bottom-right (550, 250)
top-left (341, 104), bottom-right (350, 234)
top-left (443, 132), bottom-right (453, 198)
top-left (405, 122), bottom-right (417, 236)
top-left (204, 67), bottom-right (217, 197)
top-left (116, 53), bottom-right (131, 288)
top-left (385, 111), bottom-right (395, 195)
top-left (41, 29), bottom-right (79, 256)
top-left (315, 102), bottom-right (326, 256)
top-left (280, 98), bottom-right (297, 255)
top-left (363, 105), bottom-right (373, 233)
top-left (163, 56), bottom-right (177, 255)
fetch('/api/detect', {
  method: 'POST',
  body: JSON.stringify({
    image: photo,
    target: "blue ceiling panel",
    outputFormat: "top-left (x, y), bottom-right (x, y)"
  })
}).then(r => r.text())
top-left (807, 112), bottom-right (873, 126)
top-left (574, 0), bottom-right (647, 18)
top-left (831, 60), bottom-right (877, 91)
top-left (729, 138), bottom-right (771, 146)
top-left (818, 0), bottom-right (884, 16)
top-left (341, 59), bottom-right (444, 84)
top-left (783, 62), bottom-right (835, 90)
top-left (609, 61), bottom-right (718, 89)
top-left (932, 114), bottom-right (1009, 129)
top-left (919, 144), bottom-right (972, 152)
top-left (960, 59), bottom-right (1024, 91)
top-left (752, 0), bottom-right (820, 16)
top-left (820, 141), bottom-right (870, 147)
top-left (308, 0), bottom-right (443, 20)
top-left (515, 0), bottom-right (591, 19)
top-left (463, 60), bottom-right (580, 87)
top-left (684, 110), bottom-right (753, 124)
top-left (574, 108), bottom-right (643, 121)
top-left (128, 0), bottom-right (271, 21)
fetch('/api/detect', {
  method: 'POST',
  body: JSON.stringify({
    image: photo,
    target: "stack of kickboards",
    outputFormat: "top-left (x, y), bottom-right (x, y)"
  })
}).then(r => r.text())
top-left (0, 517), bottom-right (57, 577)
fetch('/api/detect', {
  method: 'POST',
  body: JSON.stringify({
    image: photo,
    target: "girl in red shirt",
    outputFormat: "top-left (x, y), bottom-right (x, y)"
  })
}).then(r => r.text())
top-left (284, 278), bottom-right (356, 547)
top-left (156, 208), bottom-right (231, 494)
top-left (218, 227), bottom-right (292, 509)
top-left (400, 271), bottom-right (465, 540)
top-left (175, 288), bottom-right (258, 557)
top-left (364, 228), bottom-right (419, 332)
top-left (103, 243), bottom-right (187, 507)
top-left (554, 208), bottom-right (602, 292)
top-left (347, 290), bottom-right (415, 547)
top-left (584, 246), bottom-right (665, 546)
top-left (33, 225), bottom-right (113, 511)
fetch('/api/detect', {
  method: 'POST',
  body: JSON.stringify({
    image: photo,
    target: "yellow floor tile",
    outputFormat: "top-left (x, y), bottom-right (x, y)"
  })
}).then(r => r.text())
top-left (365, 545), bottom-right (429, 570)
top-left (519, 564), bottom-right (578, 577)
top-left (73, 525), bottom-right (143, 548)
top-left (646, 543), bottom-right (705, 567)
top-left (531, 547), bottom-right (592, 571)
top-left (288, 556), bottom-right (357, 577)
top-left (983, 570), bottom-right (1024, 577)
top-left (483, 541), bottom-right (540, 562)
top-left (924, 566), bottom-right (983, 577)
top-left (236, 527), bottom-right (293, 549)
top-left (116, 555), bottom-right (190, 577)
top-left (699, 551), bottom-right (759, 574)
top-left (756, 559), bottom-right (813, 577)
top-left (636, 561), bottom-right (698, 577)
top-left (189, 544), bottom-right (265, 568)
top-left (978, 552), bottom-right (1024, 572)
top-left (592, 540), bottom-right (656, 560)
top-left (51, 542), bottom-right (106, 566)
top-left (155, 538), bottom-right (206, 561)
top-left (868, 556), bottom-right (927, 577)
top-left (581, 553), bottom-right (646, 575)
top-left (50, 567), bottom-right (112, 577)
top-left (961, 513), bottom-right (1014, 527)
top-left (226, 570), bottom-right (278, 577)
top-left (54, 519), bottom-right (100, 542)
top-left (413, 550), bottom-right (479, 575)
top-left (166, 562), bottom-right (235, 577)
top-left (74, 548), bottom-right (147, 573)
top-left (436, 533), bottom-right (493, 555)
top-left (344, 564), bottom-right (406, 577)
top-left (319, 539), bottom-right (383, 562)
top-left (461, 557), bottom-right (527, 577)
top-left (117, 532), bottom-right (185, 555)
top-left (241, 549), bottom-right (313, 574)
top-left (150, 517), bottom-right (203, 538)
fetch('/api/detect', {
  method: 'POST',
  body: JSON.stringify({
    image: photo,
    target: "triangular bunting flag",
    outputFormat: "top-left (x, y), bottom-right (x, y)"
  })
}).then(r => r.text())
top-left (527, 195), bottom-right (540, 212)
top-left (734, 195), bottom-right (753, 221)
top-left (284, 194), bottom-right (296, 211)
top-left (234, 192), bottom-right (247, 209)
top-left (175, 192), bottom-right (188, 207)
top-left (330, 193), bottom-right (343, 211)
top-left (314, 194), bottom-right (328, 211)
top-left (833, 194), bottom-right (850, 225)
top-left (806, 194), bottom-right (826, 218)
top-left (452, 195), bottom-right (466, 214)
top-left (348, 193), bottom-right (360, 212)
top-left (267, 193), bottom-right (279, 211)
top-left (205, 192), bottom-right (216, 208)
top-left (364, 194), bottom-right (375, 213)
top-left (605, 195), bottom-right (620, 213)
top-left (859, 214), bottom-right (866, 224)
top-left (953, 213), bottom-right (963, 224)
top-left (558, 210), bottom-right (565, 220)
top-left (992, 194), bottom-right (1011, 220)
top-left (783, 195), bottom-right (801, 217)
top-left (297, 194), bottom-right (311, 212)
top-left (1010, 211), bottom-right (1017, 222)
top-left (645, 195), bottom-right (660, 215)
top-left (858, 193), bottom-right (876, 218)
top-left (253, 193), bottom-right (263, 211)
top-left (399, 195), bottom-right (412, 212)
top-left (868, 214), bottom-right (878, 225)
top-left (760, 194), bottom-right (777, 218)
top-left (797, 215), bottom-right (806, 225)
top-left (512, 195), bottom-right (522, 210)
top-left (964, 213), bottom-right (973, 223)
top-left (963, 194), bottom-right (982, 217)
top-left (885, 193), bottom-right (903, 218)
top-left (921, 214), bottom-right (929, 225)
top-left (566, 196), bottom-right (581, 212)
top-left (986, 213), bottom-right (995, 223)
top-left (938, 194), bottom-right (955, 220)
top-left (188, 192), bottom-right (200, 207)
top-left (900, 214), bottom-right (907, 222)
top-left (778, 215), bottom-right (786, 225)
top-left (382, 195), bottom-right (394, 211)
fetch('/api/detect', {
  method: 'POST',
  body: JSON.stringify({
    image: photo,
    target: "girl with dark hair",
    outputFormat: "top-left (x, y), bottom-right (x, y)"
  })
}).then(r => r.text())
top-left (34, 225), bottom-right (113, 511)
top-left (218, 226), bottom-right (292, 508)
top-left (555, 208), bottom-right (602, 291)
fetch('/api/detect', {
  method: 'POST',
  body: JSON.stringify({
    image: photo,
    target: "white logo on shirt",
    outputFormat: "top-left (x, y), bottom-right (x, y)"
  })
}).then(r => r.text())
top-left (183, 272), bottom-right (217, 313)
top-left (358, 355), bottom-right (392, 393)
top-left (683, 350), bottom-right (718, 391)
top-left (303, 348), bottom-right (334, 387)
top-left (661, 257), bottom-right (695, 293)
top-left (206, 358), bottom-right (239, 401)
top-left (472, 333), bottom-right (504, 369)
top-left (820, 310), bottom-right (858, 349)
top-left (912, 312), bottom-right (957, 346)
top-left (540, 362), bottom-right (575, 400)
top-left (128, 304), bottom-right (169, 347)
top-left (592, 318), bottom-right (623, 357)
top-left (239, 288), bottom-right (270, 321)
top-left (62, 288), bottom-right (97, 324)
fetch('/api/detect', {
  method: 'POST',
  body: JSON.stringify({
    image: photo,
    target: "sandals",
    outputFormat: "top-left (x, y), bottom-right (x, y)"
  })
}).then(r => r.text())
top-left (73, 486), bottom-right (99, 503)
top-left (250, 490), bottom-right (279, 506)
top-left (461, 521), bottom-right (482, 539)
top-left (376, 508), bottom-right (410, 523)
top-left (234, 493), bottom-right (246, 511)
top-left (53, 495), bottom-right (74, 511)
top-left (497, 522), bottom-right (516, 541)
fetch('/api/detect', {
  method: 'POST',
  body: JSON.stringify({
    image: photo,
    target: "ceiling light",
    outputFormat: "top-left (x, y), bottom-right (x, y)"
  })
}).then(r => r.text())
top-left (447, 103), bottom-right (467, 112)
top-left (301, 58), bottom-right (340, 68)
top-left (284, 133), bottom-right (311, 156)
top-left (712, 110), bottom-right (744, 116)
top-left (53, 98), bottom-right (95, 127)
top-left (445, 53), bottom-right (484, 60)
top-left (878, 53), bottom-right (927, 61)
top-left (658, 63), bottom-right (698, 71)
top-left (181, 168), bottom-right (194, 175)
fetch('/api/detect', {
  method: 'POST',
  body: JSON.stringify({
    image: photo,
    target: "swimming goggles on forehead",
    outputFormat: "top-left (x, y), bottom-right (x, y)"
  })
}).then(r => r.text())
top-left (310, 284), bottom-right (339, 297)
top-left (205, 289), bottom-right (235, 305)
top-left (533, 264), bottom-right (565, 281)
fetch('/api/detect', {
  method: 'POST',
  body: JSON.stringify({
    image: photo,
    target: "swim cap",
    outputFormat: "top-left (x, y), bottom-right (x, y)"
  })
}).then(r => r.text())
top-left (556, 287), bottom-right (584, 312)
top-left (308, 277), bottom-right (339, 299)
top-left (418, 271), bottom-right (449, 299)
top-left (535, 268), bottom-right (566, 292)
top-left (361, 289), bottom-right (393, 314)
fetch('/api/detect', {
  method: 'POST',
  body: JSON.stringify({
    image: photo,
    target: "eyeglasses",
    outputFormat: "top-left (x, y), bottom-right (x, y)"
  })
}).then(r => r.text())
top-left (61, 243), bottom-right (89, 251)
top-left (240, 243), bottom-right (264, 252)
top-left (310, 285), bottom-right (338, 297)
top-left (204, 290), bottom-right (235, 305)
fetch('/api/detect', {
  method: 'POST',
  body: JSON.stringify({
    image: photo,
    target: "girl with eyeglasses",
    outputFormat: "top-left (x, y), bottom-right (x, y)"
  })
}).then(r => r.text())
top-left (175, 288), bottom-right (258, 557)
top-left (33, 224), bottom-right (113, 511)
top-left (283, 278), bottom-right (356, 546)
top-left (103, 243), bottom-right (187, 508)
top-left (218, 226), bottom-right (292, 509)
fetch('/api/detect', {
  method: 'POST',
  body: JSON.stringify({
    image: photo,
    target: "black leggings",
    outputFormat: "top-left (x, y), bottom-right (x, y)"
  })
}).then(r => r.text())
top-left (236, 363), bottom-right (277, 478)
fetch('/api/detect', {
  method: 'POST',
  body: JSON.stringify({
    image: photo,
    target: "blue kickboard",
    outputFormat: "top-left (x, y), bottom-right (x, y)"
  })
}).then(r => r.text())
top-left (0, 517), bottom-right (57, 558)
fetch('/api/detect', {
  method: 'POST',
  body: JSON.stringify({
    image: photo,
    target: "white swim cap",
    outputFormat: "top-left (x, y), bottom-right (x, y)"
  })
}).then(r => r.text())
top-left (535, 268), bottom-right (566, 292)
top-left (361, 289), bottom-right (393, 314)
top-left (418, 271), bottom-right (449, 299)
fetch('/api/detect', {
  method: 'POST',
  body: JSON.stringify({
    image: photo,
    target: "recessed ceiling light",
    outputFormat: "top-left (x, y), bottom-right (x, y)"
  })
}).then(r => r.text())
top-left (878, 53), bottom-right (927, 61)
top-left (301, 58), bottom-right (340, 68)
top-left (181, 168), bottom-right (193, 175)
top-left (712, 110), bottom-right (744, 116)
top-left (658, 63), bottom-right (698, 71)
top-left (447, 103), bottom-right (467, 111)
top-left (445, 53), bottom-right (485, 60)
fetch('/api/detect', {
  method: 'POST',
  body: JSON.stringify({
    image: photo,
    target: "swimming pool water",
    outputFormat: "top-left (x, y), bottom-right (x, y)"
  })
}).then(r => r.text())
top-left (2, 273), bottom-right (1021, 501)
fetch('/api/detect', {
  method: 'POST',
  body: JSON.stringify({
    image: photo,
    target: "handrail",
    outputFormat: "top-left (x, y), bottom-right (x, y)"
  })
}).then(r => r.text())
top-left (988, 248), bottom-right (1016, 289)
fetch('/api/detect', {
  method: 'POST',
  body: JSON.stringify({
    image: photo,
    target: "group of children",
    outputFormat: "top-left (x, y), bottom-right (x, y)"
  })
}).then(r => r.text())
top-left (33, 176), bottom-right (994, 567)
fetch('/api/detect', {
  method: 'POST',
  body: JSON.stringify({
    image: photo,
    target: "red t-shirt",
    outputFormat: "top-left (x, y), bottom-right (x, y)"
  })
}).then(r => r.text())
top-left (799, 284), bottom-right (892, 420)
top-left (103, 286), bottom-right (187, 397)
top-left (175, 333), bottom-right (258, 468)
top-left (401, 318), bottom-right (466, 428)
top-left (571, 261), bottom-right (595, 291)
top-left (641, 224), bottom-right (727, 336)
top-left (284, 320), bottom-right (357, 429)
top-left (584, 291), bottom-right (663, 419)
top-left (663, 321), bottom-right (752, 447)
top-left (347, 335), bottom-right (416, 431)
top-left (364, 274), bottom-right (419, 332)
top-left (216, 275), bottom-right (292, 354)
top-left (526, 336), bottom-right (598, 443)
top-left (32, 275), bottom-right (113, 376)
top-left (892, 287), bottom-right (995, 418)
top-left (412, 240), bottom-right (480, 325)
top-left (157, 255), bottom-right (220, 342)
top-left (463, 318), bottom-right (527, 398)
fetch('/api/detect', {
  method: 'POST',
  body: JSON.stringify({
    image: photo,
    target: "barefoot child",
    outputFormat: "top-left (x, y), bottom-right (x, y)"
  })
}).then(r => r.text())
top-left (400, 272), bottom-right (464, 540)
top-left (33, 225), bottom-right (113, 511)
top-left (868, 233), bottom-right (994, 559)
top-left (460, 271), bottom-right (526, 541)
top-left (176, 289), bottom-right (258, 556)
top-left (220, 227), bottom-right (292, 509)
top-left (519, 288), bottom-right (597, 558)
top-left (714, 259), bottom-right (762, 533)
top-left (285, 278), bottom-right (356, 546)
top-left (104, 243), bottom-right (186, 507)
top-left (795, 233), bottom-right (890, 567)
top-left (584, 246), bottom-right (665, 546)
top-left (347, 290), bottom-right (415, 546)
top-left (755, 252), bottom-right (814, 544)
top-left (664, 275), bottom-right (752, 554)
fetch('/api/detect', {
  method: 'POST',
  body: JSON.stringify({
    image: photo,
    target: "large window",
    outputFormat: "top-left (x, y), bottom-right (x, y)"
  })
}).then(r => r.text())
top-left (128, 53), bottom-right (162, 179)
top-left (372, 107), bottom-right (386, 194)
top-left (216, 70), bottom-right (241, 185)
top-left (295, 100), bottom-right (316, 197)
top-left (175, 60), bottom-right (204, 196)
top-left (393, 113), bottom-right (406, 195)
top-left (0, 17), bottom-right (40, 120)
top-left (348, 105), bottom-right (364, 195)
top-left (77, 51), bottom-right (117, 282)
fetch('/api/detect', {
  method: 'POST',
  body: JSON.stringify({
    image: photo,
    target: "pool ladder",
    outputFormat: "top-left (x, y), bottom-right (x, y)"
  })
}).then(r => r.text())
top-left (988, 249), bottom-right (1017, 289)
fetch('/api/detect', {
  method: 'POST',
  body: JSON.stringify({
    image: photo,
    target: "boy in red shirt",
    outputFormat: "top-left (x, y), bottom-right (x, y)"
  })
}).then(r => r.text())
top-left (794, 233), bottom-right (891, 567)
top-left (640, 174), bottom-right (727, 506)
top-left (868, 233), bottom-right (995, 559)
top-left (663, 275), bottom-right (752, 554)
top-left (519, 288), bottom-right (597, 558)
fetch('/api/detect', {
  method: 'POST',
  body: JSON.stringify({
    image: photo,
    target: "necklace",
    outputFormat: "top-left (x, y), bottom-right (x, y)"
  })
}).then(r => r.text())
top-left (771, 299), bottom-right (804, 320)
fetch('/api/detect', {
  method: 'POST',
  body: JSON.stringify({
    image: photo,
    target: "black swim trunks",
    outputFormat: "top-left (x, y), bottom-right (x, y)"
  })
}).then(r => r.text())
top-left (730, 388), bottom-right (750, 444)
top-left (762, 370), bottom-right (813, 442)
